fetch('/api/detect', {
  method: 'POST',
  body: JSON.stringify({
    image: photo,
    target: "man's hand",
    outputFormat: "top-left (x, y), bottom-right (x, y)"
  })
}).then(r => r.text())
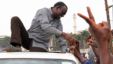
top-left (62, 32), bottom-right (80, 54)
top-left (61, 32), bottom-right (77, 46)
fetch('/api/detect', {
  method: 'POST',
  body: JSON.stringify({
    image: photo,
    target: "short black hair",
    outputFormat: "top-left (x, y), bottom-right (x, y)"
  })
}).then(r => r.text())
top-left (53, 1), bottom-right (68, 9)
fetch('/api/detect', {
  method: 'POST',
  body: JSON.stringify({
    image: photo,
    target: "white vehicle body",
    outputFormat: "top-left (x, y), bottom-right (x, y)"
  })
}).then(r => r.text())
top-left (0, 52), bottom-right (80, 64)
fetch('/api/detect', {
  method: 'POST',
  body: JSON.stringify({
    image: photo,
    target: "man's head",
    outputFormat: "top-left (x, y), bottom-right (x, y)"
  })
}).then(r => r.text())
top-left (52, 1), bottom-right (68, 19)
top-left (86, 35), bottom-right (95, 45)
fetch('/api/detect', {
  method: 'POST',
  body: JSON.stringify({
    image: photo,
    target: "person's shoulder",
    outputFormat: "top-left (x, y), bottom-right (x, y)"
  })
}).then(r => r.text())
top-left (37, 7), bottom-right (52, 16)
top-left (38, 8), bottom-right (49, 13)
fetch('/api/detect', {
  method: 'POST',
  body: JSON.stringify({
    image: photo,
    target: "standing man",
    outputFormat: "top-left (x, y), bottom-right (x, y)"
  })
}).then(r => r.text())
top-left (9, 1), bottom-right (76, 52)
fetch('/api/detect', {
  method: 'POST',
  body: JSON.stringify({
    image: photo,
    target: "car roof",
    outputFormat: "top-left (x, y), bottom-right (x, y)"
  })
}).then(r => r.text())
top-left (0, 52), bottom-right (75, 59)
top-left (0, 52), bottom-right (80, 64)
top-left (0, 52), bottom-right (79, 64)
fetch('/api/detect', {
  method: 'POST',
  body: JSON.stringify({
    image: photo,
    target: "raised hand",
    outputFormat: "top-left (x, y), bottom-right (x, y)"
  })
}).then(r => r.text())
top-left (78, 6), bottom-right (113, 64)
top-left (78, 7), bottom-right (111, 45)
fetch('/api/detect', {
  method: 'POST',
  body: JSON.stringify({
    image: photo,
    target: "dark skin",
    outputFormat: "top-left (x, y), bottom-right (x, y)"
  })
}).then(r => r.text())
top-left (52, 6), bottom-right (67, 19)
top-left (52, 5), bottom-right (77, 47)
top-left (52, 6), bottom-right (88, 63)
top-left (78, 6), bottom-right (113, 64)
top-left (51, 5), bottom-right (113, 64)
top-left (52, 6), bottom-right (86, 63)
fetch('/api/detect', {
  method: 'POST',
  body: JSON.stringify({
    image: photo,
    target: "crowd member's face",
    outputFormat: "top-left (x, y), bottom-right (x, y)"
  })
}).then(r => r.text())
top-left (87, 36), bottom-right (95, 45)
top-left (54, 6), bottom-right (67, 19)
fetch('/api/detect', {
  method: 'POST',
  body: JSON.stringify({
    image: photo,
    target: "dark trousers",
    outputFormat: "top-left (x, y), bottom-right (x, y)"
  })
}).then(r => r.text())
top-left (10, 16), bottom-right (47, 52)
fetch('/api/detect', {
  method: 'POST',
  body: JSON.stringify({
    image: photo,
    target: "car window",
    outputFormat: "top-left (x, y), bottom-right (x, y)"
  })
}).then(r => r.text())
top-left (0, 58), bottom-right (76, 64)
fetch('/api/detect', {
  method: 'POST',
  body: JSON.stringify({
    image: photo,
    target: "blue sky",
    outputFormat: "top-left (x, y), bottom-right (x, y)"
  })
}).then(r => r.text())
top-left (0, 0), bottom-right (112, 36)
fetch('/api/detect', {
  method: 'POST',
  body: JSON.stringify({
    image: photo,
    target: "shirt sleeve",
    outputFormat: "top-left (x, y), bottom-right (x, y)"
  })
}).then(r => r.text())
top-left (38, 10), bottom-right (62, 36)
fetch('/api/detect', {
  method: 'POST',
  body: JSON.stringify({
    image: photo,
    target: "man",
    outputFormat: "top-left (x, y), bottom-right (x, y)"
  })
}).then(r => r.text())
top-left (9, 1), bottom-right (76, 52)
top-left (86, 35), bottom-right (99, 64)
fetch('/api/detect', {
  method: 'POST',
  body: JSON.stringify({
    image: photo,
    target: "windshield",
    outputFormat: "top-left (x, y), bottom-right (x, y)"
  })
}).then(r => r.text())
top-left (0, 58), bottom-right (76, 64)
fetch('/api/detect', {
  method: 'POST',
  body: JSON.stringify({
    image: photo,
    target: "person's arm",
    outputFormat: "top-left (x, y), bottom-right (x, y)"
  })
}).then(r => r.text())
top-left (78, 6), bottom-right (113, 64)
top-left (61, 32), bottom-right (78, 46)
top-left (69, 40), bottom-right (86, 63)
top-left (91, 46), bottom-right (100, 64)
top-left (38, 9), bottom-right (76, 43)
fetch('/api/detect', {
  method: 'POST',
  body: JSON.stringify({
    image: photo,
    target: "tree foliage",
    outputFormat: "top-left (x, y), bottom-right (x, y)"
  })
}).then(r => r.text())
top-left (71, 30), bottom-right (90, 49)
